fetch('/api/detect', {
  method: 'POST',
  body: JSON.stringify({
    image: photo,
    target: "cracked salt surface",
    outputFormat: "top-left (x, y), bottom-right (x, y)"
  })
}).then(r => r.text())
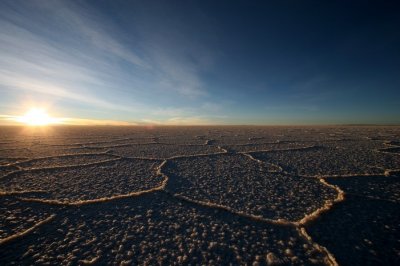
top-left (0, 193), bottom-right (328, 265)
top-left (0, 126), bottom-right (399, 265)
top-left (108, 143), bottom-right (221, 159)
top-left (223, 142), bottom-right (312, 153)
top-left (164, 153), bottom-right (337, 221)
top-left (16, 153), bottom-right (118, 170)
top-left (0, 158), bottom-right (162, 203)
top-left (252, 141), bottom-right (400, 176)
top-left (306, 195), bottom-right (400, 266)
top-left (0, 196), bottom-right (55, 241)
top-left (326, 175), bottom-right (400, 203)
top-left (0, 165), bottom-right (20, 178)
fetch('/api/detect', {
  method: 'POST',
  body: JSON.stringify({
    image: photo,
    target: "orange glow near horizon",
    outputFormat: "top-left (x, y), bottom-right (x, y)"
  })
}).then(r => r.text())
top-left (7, 107), bottom-right (135, 126)
top-left (14, 108), bottom-right (61, 126)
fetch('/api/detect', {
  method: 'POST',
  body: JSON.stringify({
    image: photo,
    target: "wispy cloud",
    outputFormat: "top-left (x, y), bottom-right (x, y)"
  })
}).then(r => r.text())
top-left (42, 0), bottom-right (150, 68)
top-left (141, 116), bottom-right (217, 126)
top-left (150, 49), bottom-right (208, 98)
top-left (264, 104), bottom-right (320, 112)
top-left (0, 0), bottom-right (217, 125)
top-left (127, 2), bottom-right (219, 98)
top-left (0, 3), bottom-right (146, 113)
top-left (60, 118), bottom-right (137, 126)
top-left (288, 75), bottom-right (339, 103)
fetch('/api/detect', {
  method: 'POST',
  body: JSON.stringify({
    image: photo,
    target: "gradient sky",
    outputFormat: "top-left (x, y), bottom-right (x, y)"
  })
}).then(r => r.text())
top-left (0, 0), bottom-right (399, 125)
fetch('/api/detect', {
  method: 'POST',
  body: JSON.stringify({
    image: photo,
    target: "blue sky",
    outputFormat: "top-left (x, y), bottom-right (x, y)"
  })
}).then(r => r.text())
top-left (0, 0), bottom-right (399, 125)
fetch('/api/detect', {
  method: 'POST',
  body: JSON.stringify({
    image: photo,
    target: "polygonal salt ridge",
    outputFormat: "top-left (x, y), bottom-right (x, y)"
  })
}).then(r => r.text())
top-left (107, 143), bottom-right (222, 160)
top-left (0, 196), bottom-right (56, 242)
top-left (0, 193), bottom-right (329, 265)
top-left (383, 140), bottom-right (400, 147)
top-left (0, 146), bottom-right (109, 159)
top-left (323, 139), bottom-right (390, 150)
top-left (15, 153), bottom-right (119, 170)
top-left (163, 153), bottom-right (338, 222)
top-left (0, 158), bottom-right (164, 203)
top-left (251, 143), bottom-right (400, 177)
top-left (0, 158), bottom-right (24, 166)
top-left (0, 142), bottom-right (23, 152)
top-left (0, 165), bottom-right (20, 178)
top-left (211, 135), bottom-right (285, 145)
top-left (226, 142), bottom-right (314, 153)
top-left (156, 137), bottom-right (210, 145)
top-left (379, 146), bottom-right (400, 154)
top-left (282, 127), bottom-right (400, 141)
top-left (209, 131), bottom-right (317, 145)
top-left (385, 169), bottom-right (400, 177)
top-left (306, 194), bottom-right (400, 266)
top-left (75, 137), bottom-right (159, 148)
top-left (0, 148), bottom-right (33, 159)
top-left (326, 175), bottom-right (400, 203)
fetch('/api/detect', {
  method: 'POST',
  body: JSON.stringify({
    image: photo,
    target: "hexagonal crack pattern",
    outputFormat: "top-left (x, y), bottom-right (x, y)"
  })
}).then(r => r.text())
top-left (1, 126), bottom-right (399, 265)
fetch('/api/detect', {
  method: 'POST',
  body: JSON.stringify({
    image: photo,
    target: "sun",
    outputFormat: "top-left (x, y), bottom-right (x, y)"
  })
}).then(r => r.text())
top-left (16, 108), bottom-right (59, 126)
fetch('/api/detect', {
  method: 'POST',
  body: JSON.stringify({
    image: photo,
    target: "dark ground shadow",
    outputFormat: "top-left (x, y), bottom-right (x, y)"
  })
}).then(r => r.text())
top-left (1, 192), bottom-right (328, 265)
top-left (306, 194), bottom-right (400, 266)
top-left (380, 147), bottom-right (400, 154)
top-left (327, 175), bottom-right (400, 203)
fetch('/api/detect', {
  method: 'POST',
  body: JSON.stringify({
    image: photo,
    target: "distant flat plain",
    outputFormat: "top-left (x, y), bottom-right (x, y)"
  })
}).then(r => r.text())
top-left (0, 126), bottom-right (399, 265)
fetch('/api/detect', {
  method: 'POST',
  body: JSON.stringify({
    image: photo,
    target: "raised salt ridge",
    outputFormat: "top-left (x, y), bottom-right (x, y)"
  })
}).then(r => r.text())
top-left (0, 126), bottom-right (399, 265)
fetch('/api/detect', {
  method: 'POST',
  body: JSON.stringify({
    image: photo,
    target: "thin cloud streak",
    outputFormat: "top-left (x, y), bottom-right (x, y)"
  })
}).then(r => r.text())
top-left (59, 118), bottom-right (137, 126)
top-left (0, 71), bottom-right (134, 112)
top-left (47, 0), bottom-right (150, 68)
top-left (0, 12), bottom-right (143, 112)
top-left (0, 0), bottom-right (219, 125)
top-left (0, 1), bottom-right (398, 125)
top-left (0, 0), bottom-right (210, 101)
top-left (141, 117), bottom-right (218, 126)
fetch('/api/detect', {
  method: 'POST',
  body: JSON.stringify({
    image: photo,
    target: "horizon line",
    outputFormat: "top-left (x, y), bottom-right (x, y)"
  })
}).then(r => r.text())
top-left (1, 123), bottom-right (399, 127)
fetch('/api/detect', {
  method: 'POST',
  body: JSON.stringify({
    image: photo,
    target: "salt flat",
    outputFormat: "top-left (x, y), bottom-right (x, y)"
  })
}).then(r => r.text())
top-left (0, 126), bottom-right (399, 265)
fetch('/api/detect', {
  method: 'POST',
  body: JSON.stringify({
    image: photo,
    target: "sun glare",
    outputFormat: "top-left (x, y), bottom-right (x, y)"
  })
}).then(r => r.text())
top-left (16, 108), bottom-right (59, 126)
